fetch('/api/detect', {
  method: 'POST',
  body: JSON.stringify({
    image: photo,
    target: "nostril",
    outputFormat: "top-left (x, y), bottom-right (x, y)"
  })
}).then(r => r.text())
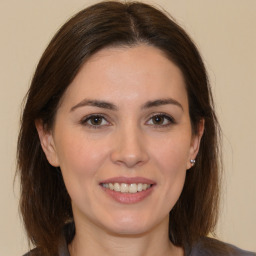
top-left (111, 151), bottom-right (149, 168)
top-left (110, 131), bottom-right (149, 167)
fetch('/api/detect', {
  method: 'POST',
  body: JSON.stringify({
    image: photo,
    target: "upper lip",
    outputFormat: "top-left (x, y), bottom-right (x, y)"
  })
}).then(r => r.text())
top-left (100, 176), bottom-right (156, 185)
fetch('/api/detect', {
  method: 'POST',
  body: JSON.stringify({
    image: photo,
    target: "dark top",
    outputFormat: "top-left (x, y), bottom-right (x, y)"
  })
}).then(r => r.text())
top-left (187, 237), bottom-right (255, 256)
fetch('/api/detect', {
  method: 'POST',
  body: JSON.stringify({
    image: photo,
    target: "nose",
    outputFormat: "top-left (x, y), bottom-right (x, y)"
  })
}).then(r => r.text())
top-left (110, 126), bottom-right (149, 168)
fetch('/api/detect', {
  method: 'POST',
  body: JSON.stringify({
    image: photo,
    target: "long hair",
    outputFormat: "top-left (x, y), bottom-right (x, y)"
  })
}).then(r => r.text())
top-left (17, 1), bottom-right (221, 255)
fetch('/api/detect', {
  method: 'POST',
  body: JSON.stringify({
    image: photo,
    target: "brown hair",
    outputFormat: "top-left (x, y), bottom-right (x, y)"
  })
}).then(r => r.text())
top-left (17, 1), bottom-right (221, 255)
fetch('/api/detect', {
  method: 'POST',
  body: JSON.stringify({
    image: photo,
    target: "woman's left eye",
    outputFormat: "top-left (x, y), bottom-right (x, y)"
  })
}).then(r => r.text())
top-left (146, 114), bottom-right (175, 127)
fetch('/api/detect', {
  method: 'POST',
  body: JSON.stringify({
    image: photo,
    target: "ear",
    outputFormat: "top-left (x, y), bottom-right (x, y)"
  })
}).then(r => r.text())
top-left (35, 120), bottom-right (60, 167)
top-left (187, 119), bottom-right (205, 169)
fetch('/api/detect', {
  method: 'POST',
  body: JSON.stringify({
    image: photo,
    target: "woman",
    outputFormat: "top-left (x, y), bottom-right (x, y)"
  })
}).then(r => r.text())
top-left (17, 1), bottom-right (255, 256)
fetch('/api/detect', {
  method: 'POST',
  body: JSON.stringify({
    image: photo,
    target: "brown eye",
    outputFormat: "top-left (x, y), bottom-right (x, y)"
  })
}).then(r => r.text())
top-left (152, 115), bottom-right (165, 125)
top-left (146, 114), bottom-right (175, 127)
top-left (90, 116), bottom-right (103, 125)
top-left (81, 115), bottom-right (109, 128)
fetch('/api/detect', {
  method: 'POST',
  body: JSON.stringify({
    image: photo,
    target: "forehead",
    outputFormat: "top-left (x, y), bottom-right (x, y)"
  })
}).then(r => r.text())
top-left (60, 44), bottom-right (188, 109)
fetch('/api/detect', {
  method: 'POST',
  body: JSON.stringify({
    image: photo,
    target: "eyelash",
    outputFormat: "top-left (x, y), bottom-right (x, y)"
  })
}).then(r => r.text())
top-left (80, 113), bottom-right (176, 129)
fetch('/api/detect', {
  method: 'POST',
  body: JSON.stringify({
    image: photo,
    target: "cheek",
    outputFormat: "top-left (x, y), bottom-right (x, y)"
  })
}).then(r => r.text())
top-left (152, 135), bottom-right (191, 175)
top-left (54, 134), bottom-right (109, 196)
top-left (56, 132), bottom-right (107, 171)
top-left (159, 145), bottom-right (187, 194)
top-left (151, 136), bottom-right (190, 207)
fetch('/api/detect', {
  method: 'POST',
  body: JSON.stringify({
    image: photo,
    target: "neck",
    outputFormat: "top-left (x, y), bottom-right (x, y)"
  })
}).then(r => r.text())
top-left (68, 216), bottom-right (184, 256)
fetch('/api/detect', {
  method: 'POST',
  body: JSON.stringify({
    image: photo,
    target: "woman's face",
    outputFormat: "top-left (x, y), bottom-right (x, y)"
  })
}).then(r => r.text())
top-left (38, 45), bottom-right (203, 236)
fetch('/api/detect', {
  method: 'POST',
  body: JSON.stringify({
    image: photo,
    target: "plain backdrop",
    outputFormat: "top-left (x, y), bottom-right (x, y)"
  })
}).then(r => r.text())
top-left (0, 0), bottom-right (255, 255)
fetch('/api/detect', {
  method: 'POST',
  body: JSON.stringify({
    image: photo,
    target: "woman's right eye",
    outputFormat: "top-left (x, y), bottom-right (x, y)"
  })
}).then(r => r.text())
top-left (80, 115), bottom-right (110, 128)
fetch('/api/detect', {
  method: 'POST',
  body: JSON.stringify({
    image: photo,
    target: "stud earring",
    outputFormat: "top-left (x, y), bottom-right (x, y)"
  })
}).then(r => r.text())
top-left (190, 159), bottom-right (196, 166)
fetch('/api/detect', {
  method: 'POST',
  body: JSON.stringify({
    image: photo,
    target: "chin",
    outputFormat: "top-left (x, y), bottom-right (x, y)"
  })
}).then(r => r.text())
top-left (101, 212), bottom-right (164, 236)
top-left (106, 223), bottom-right (151, 237)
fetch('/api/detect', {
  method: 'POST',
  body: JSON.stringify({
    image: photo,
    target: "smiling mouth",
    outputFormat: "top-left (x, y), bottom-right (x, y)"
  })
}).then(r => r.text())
top-left (100, 183), bottom-right (153, 193)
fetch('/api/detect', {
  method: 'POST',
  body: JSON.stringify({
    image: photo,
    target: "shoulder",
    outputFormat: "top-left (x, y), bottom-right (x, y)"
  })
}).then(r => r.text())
top-left (22, 223), bottom-right (73, 256)
top-left (22, 250), bottom-right (38, 256)
top-left (22, 248), bottom-right (43, 256)
top-left (189, 237), bottom-right (256, 256)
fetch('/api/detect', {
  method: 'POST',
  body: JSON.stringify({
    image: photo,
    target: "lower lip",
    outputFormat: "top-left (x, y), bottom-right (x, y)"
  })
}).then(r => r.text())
top-left (101, 185), bottom-right (155, 204)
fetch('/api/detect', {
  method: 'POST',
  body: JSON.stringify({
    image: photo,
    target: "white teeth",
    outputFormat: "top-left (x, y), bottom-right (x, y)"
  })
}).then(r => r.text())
top-left (137, 183), bottom-right (143, 192)
top-left (142, 184), bottom-right (148, 190)
top-left (114, 183), bottom-right (121, 192)
top-left (129, 184), bottom-right (137, 193)
top-left (109, 183), bottom-right (114, 190)
top-left (120, 183), bottom-right (129, 193)
top-left (102, 182), bottom-right (152, 193)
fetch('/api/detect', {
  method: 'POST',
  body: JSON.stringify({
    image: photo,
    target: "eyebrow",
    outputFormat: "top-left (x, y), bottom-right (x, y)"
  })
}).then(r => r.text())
top-left (141, 98), bottom-right (183, 111)
top-left (70, 99), bottom-right (118, 112)
top-left (70, 98), bottom-right (183, 112)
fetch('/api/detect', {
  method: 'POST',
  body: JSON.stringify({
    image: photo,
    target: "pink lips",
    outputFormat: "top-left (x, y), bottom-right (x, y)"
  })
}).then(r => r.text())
top-left (99, 176), bottom-right (156, 204)
top-left (100, 176), bottom-right (155, 185)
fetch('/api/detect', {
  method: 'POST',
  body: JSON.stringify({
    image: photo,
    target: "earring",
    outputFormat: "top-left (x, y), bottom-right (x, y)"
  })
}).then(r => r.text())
top-left (190, 159), bottom-right (196, 166)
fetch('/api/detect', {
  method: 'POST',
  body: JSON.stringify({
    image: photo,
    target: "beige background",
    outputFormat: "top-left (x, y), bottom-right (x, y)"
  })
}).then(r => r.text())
top-left (1, 0), bottom-right (255, 255)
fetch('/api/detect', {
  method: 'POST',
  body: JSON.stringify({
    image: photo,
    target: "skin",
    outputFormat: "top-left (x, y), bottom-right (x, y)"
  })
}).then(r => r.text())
top-left (37, 44), bottom-right (204, 256)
